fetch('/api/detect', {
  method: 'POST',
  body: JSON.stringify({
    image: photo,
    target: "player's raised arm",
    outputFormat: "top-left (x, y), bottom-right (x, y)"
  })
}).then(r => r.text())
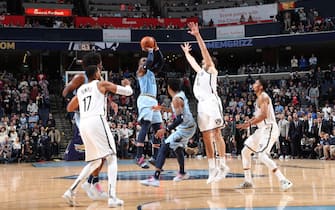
top-left (187, 22), bottom-right (216, 74)
top-left (181, 42), bottom-right (202, 73)
top-left (151, 47), bottom-right (164, 73)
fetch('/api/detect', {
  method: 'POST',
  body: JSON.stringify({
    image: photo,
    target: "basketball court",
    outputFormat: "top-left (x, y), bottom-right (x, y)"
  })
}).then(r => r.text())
top-left (1, 158), bottom-right (334, 210)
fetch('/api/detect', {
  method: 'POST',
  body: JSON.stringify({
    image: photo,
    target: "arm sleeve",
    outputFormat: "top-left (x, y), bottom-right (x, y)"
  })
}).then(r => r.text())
top-left (167, 114), bottom-right (184, 131)
top-left (144, 49), bottom-right (164, 73)
top-left (143, 50), bottom-right (154, 70)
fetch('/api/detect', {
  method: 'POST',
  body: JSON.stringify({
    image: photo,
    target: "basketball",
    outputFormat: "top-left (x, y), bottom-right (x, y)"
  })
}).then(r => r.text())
top-left (140, 36), bottom-right (156, 50)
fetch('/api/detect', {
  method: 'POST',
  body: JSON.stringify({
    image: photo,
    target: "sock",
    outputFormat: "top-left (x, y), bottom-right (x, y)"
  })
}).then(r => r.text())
top-left (175, 147), bottom-right (185, 174)
top-left (274, 169), bottom-right (286, 181)
top-left (87, 175), bottom-right (94, 184)
top-left (154, 170), bottom-right (161, 179)
top-left (106, 155), bottom-right (117, 198)
top-left (218, 156), bottom-right (226, 167)
top-left (208, 158), bottom-right (216, 170)
top-left (92, 176), bottom-right (99, 184)
top-left (244, 169), bottom-right (252, 183)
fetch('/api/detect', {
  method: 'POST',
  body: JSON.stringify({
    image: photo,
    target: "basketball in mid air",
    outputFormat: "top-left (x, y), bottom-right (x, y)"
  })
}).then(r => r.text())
top-left (140, 36), bottom-right (156, 51)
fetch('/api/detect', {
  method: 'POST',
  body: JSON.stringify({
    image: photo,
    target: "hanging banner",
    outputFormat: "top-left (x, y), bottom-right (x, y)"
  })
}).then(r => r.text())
top-left (203, 3), bottom-right (278, 25)
top-left (216, 25), bottom-right (245, 39)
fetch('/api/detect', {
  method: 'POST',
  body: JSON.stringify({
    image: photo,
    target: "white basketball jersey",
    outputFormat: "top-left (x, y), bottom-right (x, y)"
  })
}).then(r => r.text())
top-left (193, 68), bottom-right (218, 101)
top-left (77, 80), bottom-right (106, 119)
top-left (254, 92), bottom-right (277, 128)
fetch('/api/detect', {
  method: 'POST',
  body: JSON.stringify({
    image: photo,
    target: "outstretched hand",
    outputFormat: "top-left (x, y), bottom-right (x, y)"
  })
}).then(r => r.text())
top-left (236, 123), bottom-right (250, 130)
top-left (187, 22), bottom-right (200, 36)
top-left (180, 42), bottom-right (192, 54)
top-left (155, 128), bottom-right (166, 139)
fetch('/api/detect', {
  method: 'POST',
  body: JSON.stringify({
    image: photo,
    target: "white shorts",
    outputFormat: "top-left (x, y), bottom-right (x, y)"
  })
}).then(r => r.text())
top-left (244, 124), bottom-right (279, 154)
top-left (79, 115), bottom-right (116, 162)
top-left (197, 95), bottom-right (224, 132)
top-left (137, 95), bottom-right (162, 124)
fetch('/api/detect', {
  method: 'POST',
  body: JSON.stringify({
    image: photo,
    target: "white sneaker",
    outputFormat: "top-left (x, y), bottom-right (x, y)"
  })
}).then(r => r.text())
top-left (280, 179), bottom-right (293, 191)
top-left (214, 165), bottom-right (230, 182)
top-left (140, 176), bottom-right (160, 187)
top-left (91, 183), bottom-right (108, 200)
top-left (279, 155), bottom-right (284, 160)
top-left (173, 173), bottom-right (190, 182)
top-left (108, 197), bottom-right (124, 208)
top-left (81, 182), bottom-right (96, 200)
top-left (62, 189), bottom-right (76, 206)
top-left (206, 168), bottom-right (219, 184)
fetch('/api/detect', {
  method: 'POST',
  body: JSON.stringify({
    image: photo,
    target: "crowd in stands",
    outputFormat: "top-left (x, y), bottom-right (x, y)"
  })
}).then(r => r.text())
top-left (278, 8), bottom-right (335, 33)
top-left (0, 71), bottom-right (61, 164)
top-left (216, 66), bottom-right (335, 160)
top-left (1, 0), bottom-right (334, 34)
top-left (228, 53), bottom-right (318, 75)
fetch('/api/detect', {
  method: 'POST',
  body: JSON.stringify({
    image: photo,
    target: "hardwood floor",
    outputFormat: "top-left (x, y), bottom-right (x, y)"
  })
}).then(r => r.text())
top-left (1, 158), bottom-right (335, 210)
